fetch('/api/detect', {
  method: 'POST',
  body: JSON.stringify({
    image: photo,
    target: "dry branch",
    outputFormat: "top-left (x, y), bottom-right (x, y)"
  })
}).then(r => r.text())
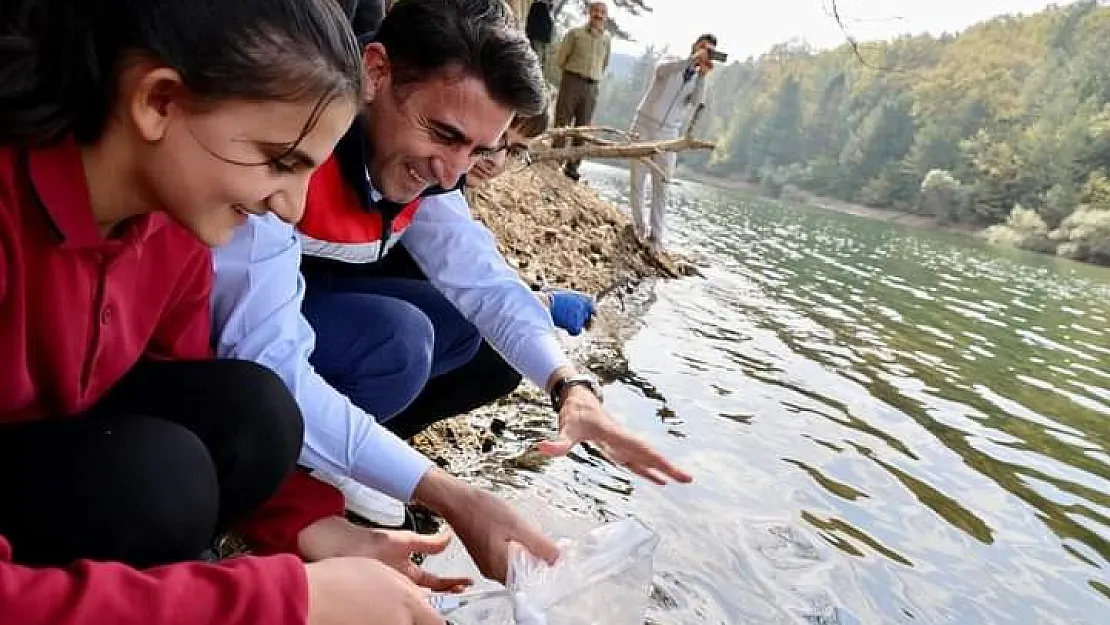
top-left (542, 126), bottom-right (635, 141)
top-left (637, 156), bottom-right (669, 179)
top-left (532, 105), bottom-right (715, 165)
top-left (531, 135), bottom-right (715, 162)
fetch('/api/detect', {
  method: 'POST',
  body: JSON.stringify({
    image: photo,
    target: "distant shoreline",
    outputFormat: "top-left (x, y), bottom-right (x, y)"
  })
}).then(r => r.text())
top-left (676, 170), bottom-right (982, 236)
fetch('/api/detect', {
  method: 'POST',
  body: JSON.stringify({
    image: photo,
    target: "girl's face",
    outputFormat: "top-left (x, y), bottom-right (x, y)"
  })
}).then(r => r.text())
top-left (128, 66), bottom-right (358, 246)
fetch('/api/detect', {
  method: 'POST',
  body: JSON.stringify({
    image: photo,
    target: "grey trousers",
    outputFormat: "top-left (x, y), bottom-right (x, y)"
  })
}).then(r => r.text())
top-left (553, 71), bottom-right (600, 175)
top-left (629, 123), bottom-right (678, 244)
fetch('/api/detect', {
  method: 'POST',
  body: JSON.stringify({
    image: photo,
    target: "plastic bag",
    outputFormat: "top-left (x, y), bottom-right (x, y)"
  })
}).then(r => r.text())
top-left (433, 517), bottom-right (660, 625)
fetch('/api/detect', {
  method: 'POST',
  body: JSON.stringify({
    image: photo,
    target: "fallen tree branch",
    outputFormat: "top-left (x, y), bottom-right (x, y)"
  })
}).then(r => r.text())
top-left (533, 103), bottom-right (714, 164)
top-left (638, 156), bottom-right (669, 180)
top-left (531, 135), bottom-right (716, 163)
top-left (684, 103), bottom-right (706, 139)
top-left (543, 126), bottom-right (634, 141)
top-left (573, 134), bottom-right (622, 147)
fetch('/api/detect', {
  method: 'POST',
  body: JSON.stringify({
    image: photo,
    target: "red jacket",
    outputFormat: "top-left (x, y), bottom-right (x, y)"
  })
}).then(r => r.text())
top-left (0, 536), bottom-right (308, 625)
top-left (0, 140), bottom-right (345, 624)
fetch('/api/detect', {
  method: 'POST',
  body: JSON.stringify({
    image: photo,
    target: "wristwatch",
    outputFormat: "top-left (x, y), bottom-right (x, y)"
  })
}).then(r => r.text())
top-left (550, 373), bottom-right (603, 412)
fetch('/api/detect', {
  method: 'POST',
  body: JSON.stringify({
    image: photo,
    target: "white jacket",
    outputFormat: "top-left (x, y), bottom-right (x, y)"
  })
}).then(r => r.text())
top-left (631, 57), bottom-right (709, 138)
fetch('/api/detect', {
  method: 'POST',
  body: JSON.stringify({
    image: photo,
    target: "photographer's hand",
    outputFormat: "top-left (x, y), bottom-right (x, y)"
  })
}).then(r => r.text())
top-left (692, 48), bottom-right (711, 69)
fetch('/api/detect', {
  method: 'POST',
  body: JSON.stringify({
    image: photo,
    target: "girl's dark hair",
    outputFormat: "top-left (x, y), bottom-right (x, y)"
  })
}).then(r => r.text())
top-left (374, 0), bottom-right (545, 117)
top-left (0, 0), bottom-right (363, 146)
top-left (511, 100), bottom-right (551, 139)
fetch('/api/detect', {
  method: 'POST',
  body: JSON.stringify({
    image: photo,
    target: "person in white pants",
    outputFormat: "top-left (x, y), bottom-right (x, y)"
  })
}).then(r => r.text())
top-left (629, 34), bottom-right (717, 250)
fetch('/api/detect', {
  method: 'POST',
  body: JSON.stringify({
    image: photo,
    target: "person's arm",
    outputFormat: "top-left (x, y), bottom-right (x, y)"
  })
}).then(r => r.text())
top-left (211, 214), bottom-right (433, 500)
top-left (0, 215), bottom-right (8, 310)
top-left (554, 29), bottom-right (575, 71)
top-left (0, 535), bottom-right (308, 625)
top-left (402, 191), bottom-right (571, 391)
top-left (655, 55), bottom-right (695, 81)
top-left (234, 471), bottom-right (345, 556)
top-left (603, 35), bottom-right (611, 73)
top-left (145, 238), bottom-right (215, 361)
top-left (694, 75), bottom-right (710, 107)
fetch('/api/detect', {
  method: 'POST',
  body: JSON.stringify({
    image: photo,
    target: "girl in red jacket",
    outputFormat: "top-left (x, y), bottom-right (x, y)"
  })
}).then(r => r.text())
top-left (0, 0), bottom-right (442, 623)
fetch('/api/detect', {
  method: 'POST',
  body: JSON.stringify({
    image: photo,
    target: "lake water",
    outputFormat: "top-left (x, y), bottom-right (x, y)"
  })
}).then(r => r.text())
top-left (443, 162), bottom-right (1110, 624)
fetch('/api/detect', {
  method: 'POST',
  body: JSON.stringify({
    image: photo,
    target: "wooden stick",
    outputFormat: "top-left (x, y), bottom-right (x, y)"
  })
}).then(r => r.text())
top-left (549, 133), bottom-right (621, 147)
top-left (532, 104), bottom-right (714, 163)
top-left (684, 103), bottom-right (707, 140)
top-left (531, 135), bottom-right (716, 163)
top-left (541, 126), bottom-right (634, 141)
top-left (638, 156), bottom-right (669, 181)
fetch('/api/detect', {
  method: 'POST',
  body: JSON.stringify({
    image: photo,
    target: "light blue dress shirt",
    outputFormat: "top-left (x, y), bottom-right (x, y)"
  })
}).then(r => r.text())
top-left (210, 190), bottom-right (569, 499)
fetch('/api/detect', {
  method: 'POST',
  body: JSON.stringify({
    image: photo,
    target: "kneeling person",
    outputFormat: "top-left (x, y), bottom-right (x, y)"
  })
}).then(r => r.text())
top-left (213, 0), bottom-right (691, 582)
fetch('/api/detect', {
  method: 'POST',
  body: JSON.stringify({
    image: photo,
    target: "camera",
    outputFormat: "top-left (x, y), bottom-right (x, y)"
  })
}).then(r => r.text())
top-left (708, 49), bottom-right (728, 63)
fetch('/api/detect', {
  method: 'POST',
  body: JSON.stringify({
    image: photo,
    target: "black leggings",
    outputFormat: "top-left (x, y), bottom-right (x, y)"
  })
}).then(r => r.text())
top-left (0, 360), bottom-right (303, 568)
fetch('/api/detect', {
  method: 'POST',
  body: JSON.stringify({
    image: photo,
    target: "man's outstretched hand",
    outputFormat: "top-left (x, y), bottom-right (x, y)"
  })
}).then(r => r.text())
top-left (537, 385), bottom-right (693, 485)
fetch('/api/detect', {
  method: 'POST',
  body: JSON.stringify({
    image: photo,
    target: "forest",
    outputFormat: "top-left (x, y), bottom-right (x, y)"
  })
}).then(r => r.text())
top-left (589, 1), bottom-right (1110, 265)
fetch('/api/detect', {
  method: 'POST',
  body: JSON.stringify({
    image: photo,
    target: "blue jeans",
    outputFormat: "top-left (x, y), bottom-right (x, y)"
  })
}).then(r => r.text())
top-left (303, 275), bottom-right (484, 422)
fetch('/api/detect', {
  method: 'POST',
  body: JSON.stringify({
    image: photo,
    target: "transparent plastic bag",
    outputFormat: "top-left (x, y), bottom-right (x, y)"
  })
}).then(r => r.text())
top-left (432, 517), bottom-right (660, 625)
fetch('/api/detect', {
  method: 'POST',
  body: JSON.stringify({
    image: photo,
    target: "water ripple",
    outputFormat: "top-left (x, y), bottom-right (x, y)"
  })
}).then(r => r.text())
top-left (468, 164), bottom-right (1110, 624)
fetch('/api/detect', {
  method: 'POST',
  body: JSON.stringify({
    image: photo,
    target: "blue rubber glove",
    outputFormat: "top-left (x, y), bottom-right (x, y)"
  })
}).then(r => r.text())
top-left (548, 289), bottom-right (596, 336)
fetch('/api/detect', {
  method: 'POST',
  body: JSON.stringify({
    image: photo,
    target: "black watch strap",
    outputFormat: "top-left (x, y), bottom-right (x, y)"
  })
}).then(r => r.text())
top-left (550, 374), bottom-right (601, 412)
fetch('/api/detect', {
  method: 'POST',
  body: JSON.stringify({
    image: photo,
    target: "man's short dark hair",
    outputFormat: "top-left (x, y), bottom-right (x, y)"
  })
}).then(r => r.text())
top-left (375, 0), bottom-right (546, 116)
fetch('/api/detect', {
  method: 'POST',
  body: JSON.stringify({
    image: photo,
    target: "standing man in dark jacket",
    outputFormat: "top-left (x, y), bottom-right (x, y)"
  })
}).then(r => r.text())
top-left (525, 0), bottom-right (555, 65)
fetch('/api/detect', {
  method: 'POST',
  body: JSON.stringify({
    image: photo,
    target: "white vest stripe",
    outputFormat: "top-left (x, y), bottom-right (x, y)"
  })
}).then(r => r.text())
top-left (300, 226), bottom-right (408, 264)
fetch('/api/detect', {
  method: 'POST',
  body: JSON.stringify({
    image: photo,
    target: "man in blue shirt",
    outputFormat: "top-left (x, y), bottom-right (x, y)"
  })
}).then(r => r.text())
top-left (212, 0), bottom-right (692, 581)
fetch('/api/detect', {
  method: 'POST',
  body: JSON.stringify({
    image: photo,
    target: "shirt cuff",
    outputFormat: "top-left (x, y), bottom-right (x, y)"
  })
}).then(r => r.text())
top-left (350, 425), bottom-right (435, 502)
top-left (516, 333), bottom-right (572, 390)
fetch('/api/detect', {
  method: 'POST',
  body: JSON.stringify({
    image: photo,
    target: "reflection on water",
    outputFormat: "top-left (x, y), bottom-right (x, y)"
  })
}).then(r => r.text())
top-left (477, 163), bottom-right (1110, 623)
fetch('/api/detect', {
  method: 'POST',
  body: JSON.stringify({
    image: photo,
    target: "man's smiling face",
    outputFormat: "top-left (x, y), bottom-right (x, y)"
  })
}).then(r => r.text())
top-left (361, 44), bottom-right (514, 202)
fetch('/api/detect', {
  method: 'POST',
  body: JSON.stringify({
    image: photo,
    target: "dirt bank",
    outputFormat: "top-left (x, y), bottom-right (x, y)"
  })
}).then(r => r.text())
top-left (467, 161), bottom-right (695, 292)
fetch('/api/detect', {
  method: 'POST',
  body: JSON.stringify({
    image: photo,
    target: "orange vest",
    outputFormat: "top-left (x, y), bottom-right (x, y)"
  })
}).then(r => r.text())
top-left (298, 155), bottom-right (421, 264)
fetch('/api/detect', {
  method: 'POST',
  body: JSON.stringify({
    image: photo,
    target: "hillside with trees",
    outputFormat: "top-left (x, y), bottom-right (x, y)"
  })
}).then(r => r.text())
top-left (591, 1), bottom-right (1110, 266)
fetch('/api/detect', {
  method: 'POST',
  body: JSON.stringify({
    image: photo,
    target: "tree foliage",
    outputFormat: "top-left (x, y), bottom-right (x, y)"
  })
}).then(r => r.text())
top-left (551, 0), bottom-right (652, 40)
